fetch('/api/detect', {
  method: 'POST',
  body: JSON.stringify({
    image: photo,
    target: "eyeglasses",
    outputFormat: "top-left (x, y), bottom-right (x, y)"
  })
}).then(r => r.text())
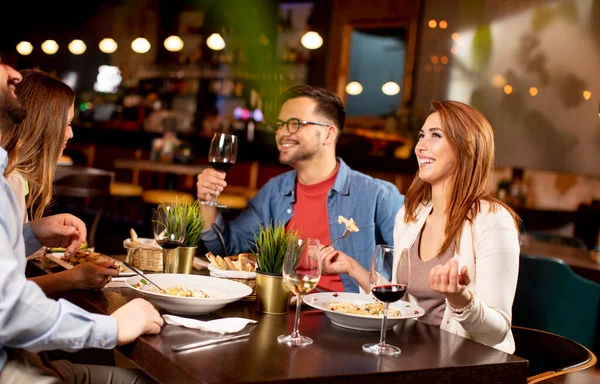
top-left (274, 118), bottom-right (329, 134)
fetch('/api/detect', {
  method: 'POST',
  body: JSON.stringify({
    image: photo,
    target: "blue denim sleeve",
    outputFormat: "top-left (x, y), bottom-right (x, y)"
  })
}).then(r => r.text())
top-left (201, 183), bottom-right (276, 256)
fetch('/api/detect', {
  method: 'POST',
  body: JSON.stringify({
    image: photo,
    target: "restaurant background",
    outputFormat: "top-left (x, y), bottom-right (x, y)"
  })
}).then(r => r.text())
top-left (0, 0), bottom-right (598, 242)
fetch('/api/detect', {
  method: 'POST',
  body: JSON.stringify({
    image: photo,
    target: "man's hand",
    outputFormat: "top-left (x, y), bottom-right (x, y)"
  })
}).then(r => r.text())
top-left (28, 214), bottom-right (87, 257)
top-left (196, 168), bottom-right (227, 202)
top-left (111, 298), bottom-right (164, 345)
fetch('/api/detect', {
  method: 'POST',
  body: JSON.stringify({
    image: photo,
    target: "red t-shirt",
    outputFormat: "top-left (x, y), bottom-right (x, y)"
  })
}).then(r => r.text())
top-left (286, 163), bottom-right (344, 292)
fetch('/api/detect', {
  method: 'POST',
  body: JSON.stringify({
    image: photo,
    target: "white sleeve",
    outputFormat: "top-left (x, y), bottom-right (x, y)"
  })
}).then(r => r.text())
top-left (5, 173), bottom-right (28, 223)
top-left (451, 207), bottom-right (520, 346)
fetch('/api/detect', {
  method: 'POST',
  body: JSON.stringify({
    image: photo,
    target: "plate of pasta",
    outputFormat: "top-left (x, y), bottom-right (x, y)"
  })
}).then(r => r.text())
top-left (126, 274), bottom-right (253, 315)
top-left (303, 292), bottom-right (424, 331)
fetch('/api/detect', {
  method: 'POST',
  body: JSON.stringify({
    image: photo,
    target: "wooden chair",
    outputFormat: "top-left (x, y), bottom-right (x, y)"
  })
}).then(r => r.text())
top-left (513, 254), bottom-right (600, 354)
top-left (52, 166), bottom-right (114, 248)
top-left (512, 326), bottom-right (597, 383)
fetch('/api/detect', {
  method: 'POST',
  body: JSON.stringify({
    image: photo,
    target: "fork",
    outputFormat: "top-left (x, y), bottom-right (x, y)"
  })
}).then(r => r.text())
top-left (323, 228), bottom-right (351, 248)
top-left (122, 261), bottom-right (163, 291)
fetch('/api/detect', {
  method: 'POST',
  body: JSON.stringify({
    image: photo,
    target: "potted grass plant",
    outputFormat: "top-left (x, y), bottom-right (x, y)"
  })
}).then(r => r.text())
top-left (251, 221), bottom-right (302, 314)
top-left (173, 200), bottom-right (205, 274)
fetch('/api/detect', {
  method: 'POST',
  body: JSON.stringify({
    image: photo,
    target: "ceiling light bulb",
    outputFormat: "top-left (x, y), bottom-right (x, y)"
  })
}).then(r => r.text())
top-left (99, 38), bottom-right (118, 54)
top-left (382, 81), bottom-right (400, 96)
top-left (131, 38), bottom-right (151, 54)
top-left (206, 33), bottom-right (226, 50)
top-left (164, 35), bottom-right (184, 52)
top-left (345, 81), bottom-right (363, 95)
top-left (68, 39), bottom-right (87, 55)
top-left (16, 41), bottom-right (33, 55)
top-left (41, 40), bottom-right (59, 55)
top-left (300, 31), bottom-right (323, 50)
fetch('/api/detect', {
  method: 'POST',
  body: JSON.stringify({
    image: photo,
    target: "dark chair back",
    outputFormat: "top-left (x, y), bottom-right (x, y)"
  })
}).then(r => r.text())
top-left (52, 166), bottom-right (114, 247)
top-left (513, 254), bottom-right (600, 352)
top-left (512, 326), bottom-right (596, 383)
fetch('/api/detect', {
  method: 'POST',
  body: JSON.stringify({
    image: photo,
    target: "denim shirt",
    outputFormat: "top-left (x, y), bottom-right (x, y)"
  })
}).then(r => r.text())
top-left (202, 158), bottom-right (404, 292)
top-left (0, 147), bottom-right (117, 371)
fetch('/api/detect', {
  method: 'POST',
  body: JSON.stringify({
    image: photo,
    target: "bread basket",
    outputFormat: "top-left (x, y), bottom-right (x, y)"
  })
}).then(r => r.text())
top-left (123, 238), bottom-right (163, 272)
top-left (208, 265), bottom-right (256, 301)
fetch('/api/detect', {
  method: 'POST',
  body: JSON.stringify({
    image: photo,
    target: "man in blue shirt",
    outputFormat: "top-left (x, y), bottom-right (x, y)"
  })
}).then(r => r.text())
top-left (0, 61), bottom-right (163, 382)
top-left (197, 85), bottom-right (404, 292)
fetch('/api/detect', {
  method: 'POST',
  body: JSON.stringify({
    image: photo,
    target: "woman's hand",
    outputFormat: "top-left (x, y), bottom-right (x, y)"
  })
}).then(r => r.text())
top-left (67, 260), bottom-right (120, 290)
top-left (320, 246), bottom-right (354, 275)
top-left (429, 258), bottom-right (472, 308)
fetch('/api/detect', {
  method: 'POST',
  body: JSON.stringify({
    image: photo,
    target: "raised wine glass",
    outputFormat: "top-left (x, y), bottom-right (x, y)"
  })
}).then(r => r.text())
top-left (202, 132), bottom-right (238, 208)
top-left (153, 203), bottom-right (186, 273)
top-left (278, 238), bottom-right (321, 347)
top-left (362, 245), bottom-right (408, 356)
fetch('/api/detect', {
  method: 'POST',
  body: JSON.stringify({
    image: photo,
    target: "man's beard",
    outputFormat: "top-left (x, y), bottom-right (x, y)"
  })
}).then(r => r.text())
top-left (278, 132), bottom-right (322, 165)
top-left (0, 87), bottom-right (27, 132)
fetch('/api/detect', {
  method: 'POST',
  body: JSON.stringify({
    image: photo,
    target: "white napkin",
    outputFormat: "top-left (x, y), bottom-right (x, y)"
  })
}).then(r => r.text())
top-left (163, 314), bottom-right (257, 334)
top-left (193, 257), bottom-right (209, 270)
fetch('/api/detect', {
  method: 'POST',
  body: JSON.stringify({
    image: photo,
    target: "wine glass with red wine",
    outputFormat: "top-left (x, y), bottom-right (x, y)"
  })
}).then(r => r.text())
top-left (362, 244), bottom-right (407, 356)
top-left (202, 132), bottom-right (238, 208)
top-left (153, 203), bottom-right (186, 273)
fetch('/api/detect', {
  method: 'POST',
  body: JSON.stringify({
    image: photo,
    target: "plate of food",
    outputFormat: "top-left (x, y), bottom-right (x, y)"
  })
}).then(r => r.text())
top-left (303, 292), bottom-right (424, 331)
top-left (126, 274), bottom-right (253, 314)
top-left (45, 249), bottom-right (138, 276)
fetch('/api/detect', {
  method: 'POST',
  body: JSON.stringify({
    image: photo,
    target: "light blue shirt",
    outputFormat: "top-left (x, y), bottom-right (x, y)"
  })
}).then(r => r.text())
top-left (202, 158), bottom-right (404, 292)
top-left (0, 147), bottom-right (117, 371)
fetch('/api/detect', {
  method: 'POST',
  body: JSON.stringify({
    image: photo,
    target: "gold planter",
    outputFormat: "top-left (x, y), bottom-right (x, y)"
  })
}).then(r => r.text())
top-left (255, 271), bottom-right (291, 315)
top-left (175, 246), bottom-right (197, 274)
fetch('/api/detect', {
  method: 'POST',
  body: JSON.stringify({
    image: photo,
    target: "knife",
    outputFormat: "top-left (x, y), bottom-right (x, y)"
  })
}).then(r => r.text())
top-left (171, 333), bottom-right (251, 352)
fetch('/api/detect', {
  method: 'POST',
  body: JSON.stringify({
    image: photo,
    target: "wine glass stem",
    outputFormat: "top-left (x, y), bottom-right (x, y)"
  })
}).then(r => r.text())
top-left (379, 302), bottom-right (389, 346)
top-left (163, 248), bottom-right (178, 273)
top-left (291, 294), bottom-right (302, 338)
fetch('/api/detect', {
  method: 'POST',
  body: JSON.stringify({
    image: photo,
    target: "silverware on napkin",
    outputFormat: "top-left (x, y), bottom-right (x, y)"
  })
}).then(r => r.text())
top-left (171, 333), bottom-right (251, 352)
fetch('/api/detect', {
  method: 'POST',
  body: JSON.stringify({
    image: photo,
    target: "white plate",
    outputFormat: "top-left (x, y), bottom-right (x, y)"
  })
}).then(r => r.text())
top-left (208, 264), bottom-right (256, 279)
top-left (303, 292), bottom-right (425, 331)
top-left (45, 252), bottom-right (138, 277)
top-left (125, 274), bottom-right (253, 315)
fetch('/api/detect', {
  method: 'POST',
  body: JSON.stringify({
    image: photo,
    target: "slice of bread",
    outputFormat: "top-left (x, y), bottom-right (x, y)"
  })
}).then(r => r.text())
top-left (238, 253), bottom-right (257, 272)
top-left (206, 252), bottom-right (219, 268)
top-left (224, 257), bottom-right (237, 271)
top-left (215, 255), bottom-right (229, 270)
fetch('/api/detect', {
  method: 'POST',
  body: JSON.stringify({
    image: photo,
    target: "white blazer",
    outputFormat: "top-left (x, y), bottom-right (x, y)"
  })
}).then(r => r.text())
top-left (391, 201), bottom-right (520, 354)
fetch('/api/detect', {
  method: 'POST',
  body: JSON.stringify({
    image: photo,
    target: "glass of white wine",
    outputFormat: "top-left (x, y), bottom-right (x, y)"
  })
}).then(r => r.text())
top-left (278, 237), bottom-right (321, 347)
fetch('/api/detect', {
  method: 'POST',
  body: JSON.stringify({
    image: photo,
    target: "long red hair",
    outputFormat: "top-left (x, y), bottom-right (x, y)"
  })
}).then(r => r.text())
top-left (403, 100), bottom-right (520, 256)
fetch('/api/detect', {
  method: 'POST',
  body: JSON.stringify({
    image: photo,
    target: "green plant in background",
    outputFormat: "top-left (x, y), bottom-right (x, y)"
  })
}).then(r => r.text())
top-left (470, 23), bottom-right (492, 73)
top-left (180, 200), bottom-right (205, 247)
top-left (250, 221), bottom-right (302, 275)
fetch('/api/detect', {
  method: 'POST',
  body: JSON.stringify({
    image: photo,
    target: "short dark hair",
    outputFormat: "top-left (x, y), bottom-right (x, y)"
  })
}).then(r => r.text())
top-left (278, 85), bottom-right (345, 132)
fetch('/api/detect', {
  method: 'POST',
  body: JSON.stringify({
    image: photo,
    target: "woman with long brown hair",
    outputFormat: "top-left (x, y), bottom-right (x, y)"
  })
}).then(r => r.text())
top-left (321, 100), bottom-right (521, 353)
top-left (2, 69), bottom-right (118, 294)
top-left (2, 69), bottom-right (74, 222)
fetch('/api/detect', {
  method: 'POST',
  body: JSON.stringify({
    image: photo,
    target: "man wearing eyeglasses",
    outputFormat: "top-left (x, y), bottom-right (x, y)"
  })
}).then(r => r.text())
top-left (197, 85), bottom-right (404, 292)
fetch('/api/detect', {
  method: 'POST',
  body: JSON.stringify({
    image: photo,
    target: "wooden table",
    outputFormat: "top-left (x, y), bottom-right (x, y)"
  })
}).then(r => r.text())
top-left (28, 261), bottom-right (528, 384)
top-left (114, 159), bottom-right (207, 176)
top-left (520, 235), bottom-right (600, 282)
